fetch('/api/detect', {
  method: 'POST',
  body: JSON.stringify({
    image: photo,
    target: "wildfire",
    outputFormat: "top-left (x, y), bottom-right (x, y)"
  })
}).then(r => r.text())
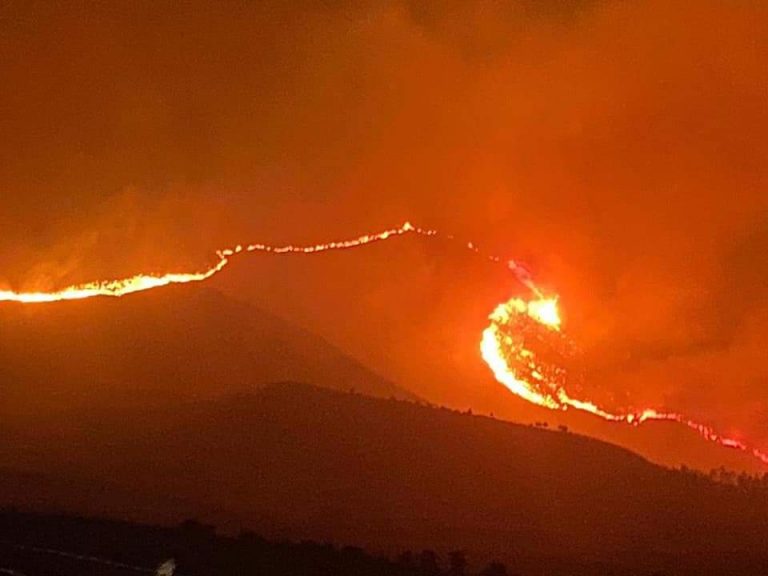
top-left (480, 297), bottom-right (563, 409)
top-left (0, 222), bottom-right (428, 304)
top-left (0, 261), bottom-right (230, 304)
top-left (2, 222), bottom-right (766, 465)
top-left (481, 293), bottom-right (768, 464)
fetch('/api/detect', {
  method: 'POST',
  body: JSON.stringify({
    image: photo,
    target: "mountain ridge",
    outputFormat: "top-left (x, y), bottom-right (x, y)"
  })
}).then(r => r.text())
top-left (5, 381), bottom-right (768, 575)
top-left (0, 284), bottom-right (414, 418)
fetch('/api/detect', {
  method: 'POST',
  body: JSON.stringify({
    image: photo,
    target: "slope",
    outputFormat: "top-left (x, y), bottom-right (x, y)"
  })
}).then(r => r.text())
top-left (4, 383), bottom-right (768, 576)
top-left (0, 284), bottom-right (412, 418)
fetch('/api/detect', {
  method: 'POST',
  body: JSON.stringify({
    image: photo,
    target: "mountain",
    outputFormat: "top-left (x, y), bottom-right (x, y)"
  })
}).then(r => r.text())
top-left (4, 382), bottom-right (768, 576)
top-left (0, 285), bottom-right (412, 417)
top-left (0, 510), bottom-right (476, 576)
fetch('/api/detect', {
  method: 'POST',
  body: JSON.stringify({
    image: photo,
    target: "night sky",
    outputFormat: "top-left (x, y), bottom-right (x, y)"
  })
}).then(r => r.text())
top-left (1, 0), bottom-right (767, 470)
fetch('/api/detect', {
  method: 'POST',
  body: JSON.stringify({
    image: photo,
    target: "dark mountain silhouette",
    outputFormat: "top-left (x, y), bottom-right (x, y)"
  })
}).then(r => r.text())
top-left (0, 285), bottom-right (412, 418)
top-left (4, 383), bottom-right (768, 576)
top-left (0, 510), bottom-right (509, 576)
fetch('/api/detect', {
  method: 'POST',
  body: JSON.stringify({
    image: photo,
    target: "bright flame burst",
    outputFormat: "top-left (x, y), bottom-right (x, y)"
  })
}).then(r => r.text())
top-left (481, 295), bottom-right (768, 464)
top-left (1, 222), bottom-right (766, 465)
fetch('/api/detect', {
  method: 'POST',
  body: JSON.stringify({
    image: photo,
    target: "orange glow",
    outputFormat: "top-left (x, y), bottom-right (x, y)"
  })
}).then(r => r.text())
top-left (0, 222), bottom-right (428, 304)
top-left (526, 298), bottom-right (561, 329)
top-left (0, 260), bottom-right (229, 304)
top-left (480, 297), bottom-right (563, 409)
top-left (2, 222), bottom-right (767, 465)
top-left (482, 293), bottom-right (768, 465)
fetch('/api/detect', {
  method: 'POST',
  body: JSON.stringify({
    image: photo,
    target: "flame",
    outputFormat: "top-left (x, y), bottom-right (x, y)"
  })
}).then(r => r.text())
top-left (2, 221), bottom-right (767, 465)
top-left (0, 260), bottom-right (230, 304)
top-left (482, 293), bottom-right (768, 464)
top-left (0, 222), bottom-right (427, 304)
top-left (480, 297), bottom-right (563, 409)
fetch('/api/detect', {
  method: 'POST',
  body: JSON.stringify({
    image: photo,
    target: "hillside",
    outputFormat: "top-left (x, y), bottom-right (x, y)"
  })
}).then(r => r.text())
top-left (0, 285), bottom-right (411, 417)
top-left (0, 510), bottom-right (506, 576)
top-left (4, 383), bottom-right (768, 575)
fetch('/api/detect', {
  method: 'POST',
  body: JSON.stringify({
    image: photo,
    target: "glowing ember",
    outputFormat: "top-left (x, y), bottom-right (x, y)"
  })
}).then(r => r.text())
top-left (0, 222), bottom-right (426, 303)
top-left (526, 298), bottom-right (561, 329)
top-left (482, 294), bottom-right (768, 464)
top-left (1, 222), bottom-right (766, 465)
top-left (480, 297), bottom-right (565, 410)
top-left (0, 261), bottom-right (230, 304)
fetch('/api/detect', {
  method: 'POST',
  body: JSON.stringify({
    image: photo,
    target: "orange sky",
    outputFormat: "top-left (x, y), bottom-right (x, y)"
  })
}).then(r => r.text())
top-left (1, 0), bottom-right (767, 470)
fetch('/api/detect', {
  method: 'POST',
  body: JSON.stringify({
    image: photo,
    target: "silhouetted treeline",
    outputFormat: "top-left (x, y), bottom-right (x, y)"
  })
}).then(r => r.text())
top-left (6, 383), bottom-right (768, 575)
top-left (0, 510), bottom-right (511, 576)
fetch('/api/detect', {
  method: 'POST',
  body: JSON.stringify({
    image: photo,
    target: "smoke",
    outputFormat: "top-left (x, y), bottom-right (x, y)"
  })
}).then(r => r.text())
top-left (2, 0), bottom-right (768, 463)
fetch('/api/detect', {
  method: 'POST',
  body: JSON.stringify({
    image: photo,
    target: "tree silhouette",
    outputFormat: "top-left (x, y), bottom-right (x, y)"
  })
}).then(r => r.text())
top-left (418, 550), bottom-right (440, 576)
top-left (396, 550), bottom-right (415, 570)
top-left (479, 561), bottom-right (508, 576)
top-left (448, 550), bottom-right (467, 576)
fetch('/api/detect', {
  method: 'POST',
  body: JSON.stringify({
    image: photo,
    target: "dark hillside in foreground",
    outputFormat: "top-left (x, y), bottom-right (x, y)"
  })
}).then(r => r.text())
top-left (0, 285), bottom-right (411, 418)
top-left (0, 510), bottom-right (509, 576)
top-left (4, 383), bottom-right (768, 575)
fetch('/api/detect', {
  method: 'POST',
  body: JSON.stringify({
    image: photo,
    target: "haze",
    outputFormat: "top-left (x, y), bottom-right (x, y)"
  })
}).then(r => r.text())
top-left (2, 0), bottom-right (768, 469)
